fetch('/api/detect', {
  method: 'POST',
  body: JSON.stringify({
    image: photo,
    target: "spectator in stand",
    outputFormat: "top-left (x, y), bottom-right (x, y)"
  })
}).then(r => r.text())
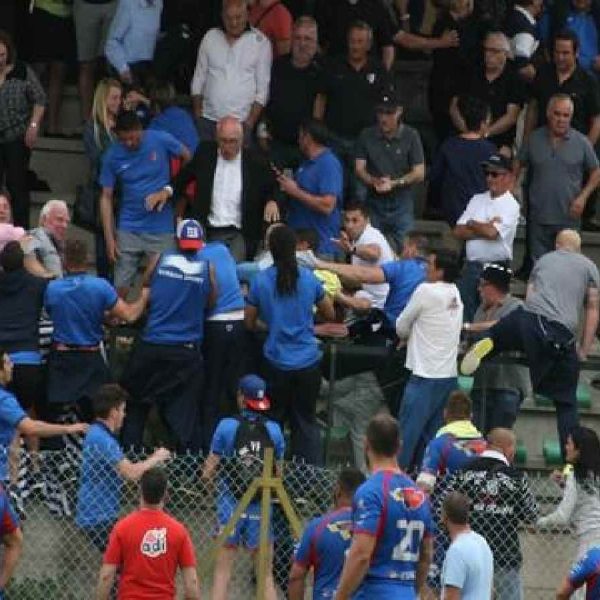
top-left (120, 220), bottom-right (216, 453)
top-left (441, 428), bottom-right (538, 600)
top-left (24, 199), bottom-right (70, 279)
top-left (202, 374), bottom-right (284, 600)
top-left (99, 110), bottom-right (191, 296)
top-left (314, 20), bottom-right (390, 190)
top-left (260, 16), bottom-right (320, 171)
top-left (276, 118), bottom-right (343, 257)
top-left (172, 116), bottom-right (279, 262)
top-left (98, 467), bottom-right (199, 599)
top-left (0, 31), bottom-right (46, 229)
top-left (465, 264), bottom-right (530, 433)
top-left (0, 192), bottom-right (25, 251)
top-left (429, 96), bottom-right (496, 227)
top-left (0, 482), bottom-right (22, 598)
top-left (562, 0), bottom-right (600, 76)
top-left (558, 546), bottom-right (600, 599)
top-left (148, 81), bottom-right (199, 155)
top-left (104, 0), bottom-right (163, 87)
top-left (245, 225), bottom-right (334, 464)
top-left (288, 468), bottom-right (366, 600)
top-left (537, 427), bottom-right (600, 564)
top-left (335, 414), bottom-right (433, 600)
top-left (328, 202), bottom-right (394, 313)
top-left (440, 491), bottom-right (494, 600)
top-left (453, 153), bottom-right (520, 321)
top-left (355, 92), bottom-right (425, 254)
top-left (73, 0), bottom-right (117, 122)
top-left (518, 93), bottom-right (600, 260)
top-left (191, 0), bottom-right (272, 141)
top-left (416, 391), bottom-right (486, 494)
top-left (44, 239), bottom-right (149, 423)
top-left (462, 229), bottom-right (600, 460)
top-left (450, 32), bottom-right (526, 153)
top-left (395, 248), bottom-right (463, 471)
top-left (314, 0), bottom-right (395, 71)
top-left (249, 0), bottom-right (293, 58)
top-left (83, 78), bottom-right (122, 280)
top-left (27, 1), bottom-right (73, 137)
top-left (504, 0), bottom-right (543, 82)
top-left (76, 384), bottom-right (171, 551)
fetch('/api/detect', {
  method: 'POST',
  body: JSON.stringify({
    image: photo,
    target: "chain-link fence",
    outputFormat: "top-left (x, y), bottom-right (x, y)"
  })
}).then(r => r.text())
top-left (3, 447), bottom-right (588, 599)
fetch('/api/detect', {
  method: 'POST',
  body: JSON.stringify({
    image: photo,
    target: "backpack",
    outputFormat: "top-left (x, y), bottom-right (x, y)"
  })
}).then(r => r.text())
top-left (225, 415), bottom-right (275, 501)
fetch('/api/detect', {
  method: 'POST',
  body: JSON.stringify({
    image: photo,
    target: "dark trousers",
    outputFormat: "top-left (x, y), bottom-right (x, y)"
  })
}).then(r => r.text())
top-left (120, 341), bottom-right (204, 452)
top-left (264, 361), bottom-right (322, 465)
top-left (202, 319), bottom-right (245, 453)
top-left (489, 308), bottom-right (579, 459)
top-left (471, 388), bottom-right (522, 434)
top-left (0, 137), bottom-right (30, 228)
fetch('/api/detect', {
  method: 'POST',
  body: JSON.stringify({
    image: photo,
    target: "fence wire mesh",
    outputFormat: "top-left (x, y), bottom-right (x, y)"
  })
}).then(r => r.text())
top-left (3, 447), bottom-right (589, 599)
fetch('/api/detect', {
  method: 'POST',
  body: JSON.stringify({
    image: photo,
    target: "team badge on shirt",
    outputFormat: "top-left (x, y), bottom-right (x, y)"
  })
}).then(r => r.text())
top-left (326, 519), bottom-right (352, 540)
top-left (390, 486), bottom-right (426, 509)
top-left (140, 527), bottom-right (168, 557)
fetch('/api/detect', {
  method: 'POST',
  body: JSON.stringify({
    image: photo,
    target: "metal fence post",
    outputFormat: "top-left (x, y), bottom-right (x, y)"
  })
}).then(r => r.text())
top-left (256, 448), bottom-right (274, 600)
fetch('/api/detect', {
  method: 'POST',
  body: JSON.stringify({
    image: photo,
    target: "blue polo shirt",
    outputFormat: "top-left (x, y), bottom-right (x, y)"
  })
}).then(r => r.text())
top-left (148, 106), bottom-right (200, 154)
top-left (76, 422), bottom-right (124, 527)
top-left (381, 257), bottom-right (428, 331)
top-left (198, 242), bottom-right (244, 318)
top-left (99, 129), bottom-right (183, 234)
top-left (44, 274), bottom-right (118, 346)
top-left (143, 249), bottom-right (211, 344)
top-left (247, 265), bottom-right (325, 370)
top-left (287, 148), bottom-right (343, 256)
top-left (0, 386), bottom-right (26, 482)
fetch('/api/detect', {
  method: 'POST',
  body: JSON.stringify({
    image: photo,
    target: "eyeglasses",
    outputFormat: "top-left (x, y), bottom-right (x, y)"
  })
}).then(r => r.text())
top-left (485, 171), bottom-right (504, 178)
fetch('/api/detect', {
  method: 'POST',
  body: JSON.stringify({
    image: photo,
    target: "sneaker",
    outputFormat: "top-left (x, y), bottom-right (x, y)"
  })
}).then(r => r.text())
top-left (460, 338), bottom-right (494, 375)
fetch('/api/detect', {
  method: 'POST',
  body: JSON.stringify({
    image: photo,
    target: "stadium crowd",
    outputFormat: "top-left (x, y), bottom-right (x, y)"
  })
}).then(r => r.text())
top-left (1, 0), bottom-right (600, 596)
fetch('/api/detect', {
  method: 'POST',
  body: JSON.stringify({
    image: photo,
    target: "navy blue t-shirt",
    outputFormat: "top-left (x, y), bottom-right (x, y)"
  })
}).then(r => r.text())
top-left (247, 265), bottom-right (325, 370)
top-left (143, 249), bottom-right (211, 344)
top-left (198, 242), bottom-right (244, 318)
top-left (44, 274), bottom-right (118, 346)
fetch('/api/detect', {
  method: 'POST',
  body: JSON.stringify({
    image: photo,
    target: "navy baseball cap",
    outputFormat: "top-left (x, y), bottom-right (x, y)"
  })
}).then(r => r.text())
top-left (481, 153), bottom-right (512, 173)
top-left (482, 263), bottom-right (513, 291)
top-left (239, 374), bottom-right (270, 411)
top-left (176, 219), bottom-right (205, 250)
top-left (376, 91), bottom-right (401, 112)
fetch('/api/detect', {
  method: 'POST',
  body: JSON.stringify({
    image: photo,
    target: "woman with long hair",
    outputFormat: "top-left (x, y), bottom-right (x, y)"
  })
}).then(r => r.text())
top-left (537, 426), bottom-right (600, 567)
top-left (82, 78), bottom-right (122, 279)
top-left (244, 225), bottom-right (334, 464)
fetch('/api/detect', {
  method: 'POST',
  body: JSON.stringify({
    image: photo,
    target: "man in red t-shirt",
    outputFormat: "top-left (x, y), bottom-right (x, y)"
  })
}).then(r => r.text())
top-left (96, 467), bottom-right (200, 600)
top-left (249, 0), bottom-right (293, 57)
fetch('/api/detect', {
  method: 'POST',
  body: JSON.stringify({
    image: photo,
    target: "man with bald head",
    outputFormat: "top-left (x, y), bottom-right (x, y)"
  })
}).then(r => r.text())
top-left (441, 427), bottom-right (538, 600)
top-left (172, 115), bottom-right (279, 261)
top-left (462, 229), bottom-right (600, 459)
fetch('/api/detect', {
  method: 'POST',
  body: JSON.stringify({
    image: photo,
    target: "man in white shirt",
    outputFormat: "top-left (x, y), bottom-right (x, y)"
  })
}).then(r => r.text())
top-left (331, 201), bottom-right (394, 312)
top-left (395, 248), bottom-right (463, 470)
top-left (191, 0), bottom-right (272, 141)
top-left (453, 153), bottom-right (520, 321)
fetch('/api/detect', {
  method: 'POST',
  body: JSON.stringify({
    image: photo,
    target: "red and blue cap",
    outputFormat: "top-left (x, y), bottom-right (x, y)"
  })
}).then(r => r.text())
top-left (176, 219), bottom-right (205, 250)
top-left (239, 374), bottom-right (270, 411)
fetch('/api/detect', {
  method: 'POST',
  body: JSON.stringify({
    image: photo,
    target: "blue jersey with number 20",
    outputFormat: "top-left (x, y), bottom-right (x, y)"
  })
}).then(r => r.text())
top-left (569, 546), bottom-right (600, 599)
top-left (352, 470), bottom-right (433, 599)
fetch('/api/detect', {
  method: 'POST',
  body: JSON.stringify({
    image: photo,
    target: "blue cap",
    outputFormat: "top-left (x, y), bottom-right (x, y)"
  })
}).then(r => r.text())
top-left (239, 374), bottom-right (270, 411)
top-left (176, 219), bottom-right (205, 250)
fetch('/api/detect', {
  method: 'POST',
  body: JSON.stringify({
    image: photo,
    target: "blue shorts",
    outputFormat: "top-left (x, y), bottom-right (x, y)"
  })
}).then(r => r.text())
top-left (353, 580), bottom-right (416, 599)
top-left (215, 496), bottom-right (273, 550)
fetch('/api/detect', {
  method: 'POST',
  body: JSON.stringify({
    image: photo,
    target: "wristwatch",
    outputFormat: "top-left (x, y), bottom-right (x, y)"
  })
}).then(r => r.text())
top-left (163, 185), bottom-right (174, 197)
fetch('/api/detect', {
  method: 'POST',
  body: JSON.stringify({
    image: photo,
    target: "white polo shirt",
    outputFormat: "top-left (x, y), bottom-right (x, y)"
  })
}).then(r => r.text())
top-left (352, 224), bottom-right (394, 309)
top-left (457, 190), bottom-right (520, 262)
top-left (191, 27), bottom-right (272, 122)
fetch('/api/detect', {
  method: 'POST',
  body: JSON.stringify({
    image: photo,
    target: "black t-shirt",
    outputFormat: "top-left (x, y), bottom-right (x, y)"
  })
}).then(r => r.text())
top-left (532, 63), bottom-right (600, 134)
top-left (319, 55), bottom-right (390, 138)
top-left (461, 63), bottom-right (526, 148)
top-left (266, 54), bottom-right (323, 145)
top-left (315, 0), bottom-right (394, 56)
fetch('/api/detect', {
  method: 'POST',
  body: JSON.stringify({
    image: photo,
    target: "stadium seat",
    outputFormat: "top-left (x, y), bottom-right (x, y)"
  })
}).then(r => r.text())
top-left (535, 383), bottom-right (592, 410)
top-left (543, 438), bottom-right (563, 466)
top-left (515, 440), bottom-right (527, 465)
top-left (458, 376), bottom-right (474, 394)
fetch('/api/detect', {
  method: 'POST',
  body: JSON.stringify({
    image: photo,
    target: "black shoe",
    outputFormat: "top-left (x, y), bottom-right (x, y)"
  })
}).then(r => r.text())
top-left (27, 169), bottom-right (51, 192)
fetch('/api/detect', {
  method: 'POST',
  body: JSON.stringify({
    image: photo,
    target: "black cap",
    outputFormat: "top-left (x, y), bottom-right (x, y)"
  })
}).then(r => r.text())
top-left (481, 263), bottom-right (513, 291)
top-left (481, 153), bottom-right (512, 172)
top-left (376, 91), bottom-right (401, 112)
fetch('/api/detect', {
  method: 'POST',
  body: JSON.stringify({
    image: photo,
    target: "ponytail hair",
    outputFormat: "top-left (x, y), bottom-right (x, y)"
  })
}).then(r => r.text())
top-left (269, 225), bottom-right (299, 296)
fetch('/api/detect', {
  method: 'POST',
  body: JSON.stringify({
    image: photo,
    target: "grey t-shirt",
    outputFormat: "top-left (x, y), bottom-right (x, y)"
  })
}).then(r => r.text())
top-left (25, 228), bottom-right (63, 278)
top-left (518, 126), bottom-right (599, 225)
top-left (526, 249), bottom-right (600, 332)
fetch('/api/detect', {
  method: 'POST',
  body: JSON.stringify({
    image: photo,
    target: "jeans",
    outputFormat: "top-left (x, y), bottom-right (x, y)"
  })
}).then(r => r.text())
top-left (399, 375), bottom-right (457, 471)
top-left (471, 388), bottom-right (522, 434)
top-left (494, 567), bottom-right (523, 600)
top-left (0, 137), bottom-right (30, 228)
top-left (367, 193), bottom-right (414, 255)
